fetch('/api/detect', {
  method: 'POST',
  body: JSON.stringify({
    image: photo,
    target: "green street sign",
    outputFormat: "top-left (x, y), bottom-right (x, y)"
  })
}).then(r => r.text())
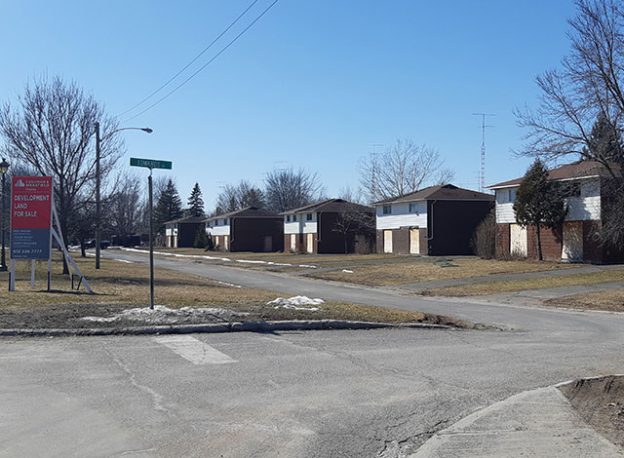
top-left (130, 157), bottom-right (172, 170)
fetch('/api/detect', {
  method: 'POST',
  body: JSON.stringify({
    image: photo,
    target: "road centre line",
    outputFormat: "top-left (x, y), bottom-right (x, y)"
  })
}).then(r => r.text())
top-left (154, 335), bottom-right (237, 365)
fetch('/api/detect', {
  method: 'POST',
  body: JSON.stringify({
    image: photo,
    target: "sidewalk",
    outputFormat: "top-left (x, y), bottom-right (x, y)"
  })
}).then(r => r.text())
top-left (409, 385), bottom-right (623, 457)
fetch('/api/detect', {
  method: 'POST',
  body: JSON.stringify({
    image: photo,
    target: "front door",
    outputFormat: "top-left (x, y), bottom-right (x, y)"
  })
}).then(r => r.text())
top-left (383, 230), bottom-right (393, 254)
top-left (409, 228), bottom-right (420, 254)
top-left (510, 224), bottom-right (527, 257)
top-left (306, 233), bottom-right (314, 253)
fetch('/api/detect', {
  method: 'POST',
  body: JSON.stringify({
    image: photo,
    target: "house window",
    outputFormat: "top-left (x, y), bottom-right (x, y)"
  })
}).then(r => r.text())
top-left (224, 218), bottom-right (229, 225)
top-left (508, 189), bottom-right (517, 203)
top-left (286, 215), bottom-right (290, 222)
top-left (408, 203), bottom-right (418, 213)
top-left (306, 213), bottom-right (313, 221)
top-left (382, 205), bottom-right (392, 215)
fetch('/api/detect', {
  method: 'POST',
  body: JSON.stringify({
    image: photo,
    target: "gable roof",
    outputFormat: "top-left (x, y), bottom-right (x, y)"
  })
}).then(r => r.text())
top-left (488, 160), bottom-right (620, 189)
top-left (282, 199), bottom-right (374, 215)
top-left (374, 184), bottom-right (494, 205)
top-left (205, 206), bottom-right (280, 222)
top-left (164, 215), bottom-right (206, 225)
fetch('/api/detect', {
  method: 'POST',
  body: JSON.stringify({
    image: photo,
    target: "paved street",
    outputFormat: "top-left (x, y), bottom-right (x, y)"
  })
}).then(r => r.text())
top-left (1, 251), bottom-right (623, 457)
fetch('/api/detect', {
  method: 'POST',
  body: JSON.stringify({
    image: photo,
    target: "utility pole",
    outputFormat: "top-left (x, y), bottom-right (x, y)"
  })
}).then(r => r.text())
top-left (94, 122), bottom-right (101, 269)
top-left (472, 113), bottom-right (495, 192)
top-left (148, 171), bottom-right (155, 309)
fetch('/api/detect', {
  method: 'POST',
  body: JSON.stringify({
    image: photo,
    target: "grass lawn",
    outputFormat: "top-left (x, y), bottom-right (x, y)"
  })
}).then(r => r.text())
top-left (422, 269), bottom-right (624, 297)
top-left (545, 289), bottom-right (624, 312)
top-left (307, 257), bottom-right (576, 286)
top-left (0, 253), bottom-right (432, 328)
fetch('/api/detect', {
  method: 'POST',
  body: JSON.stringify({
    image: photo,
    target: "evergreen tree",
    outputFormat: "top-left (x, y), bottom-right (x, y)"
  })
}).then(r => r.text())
top-left (154, 179), bottom-right (183, 234)
top-left (583, 112), bottom-right (623, 163)
top-left (513, 159), bottom-right (567, 260)
top-left (193, 227), bottom-right (208, 248)
top-left (187, 182), bottom-right (205, 217)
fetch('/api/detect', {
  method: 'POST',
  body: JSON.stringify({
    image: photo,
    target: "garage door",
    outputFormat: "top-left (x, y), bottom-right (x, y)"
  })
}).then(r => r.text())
top-left (510, 224), bottom-right (527, 257)
top-left (383, 230), bottom-right (393, 254)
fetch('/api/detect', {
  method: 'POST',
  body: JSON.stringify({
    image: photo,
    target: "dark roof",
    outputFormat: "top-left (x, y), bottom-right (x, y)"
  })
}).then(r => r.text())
top-left (205, 206), bottom-right (280, 221)
top-left (164, 215), bottom-right (206, 225)
top-left (374, 184), bottom-right (494, 205)
top-left (282, 199), bottom-right (374, 215)
top-left (488, 160), bottom-right (620, 189)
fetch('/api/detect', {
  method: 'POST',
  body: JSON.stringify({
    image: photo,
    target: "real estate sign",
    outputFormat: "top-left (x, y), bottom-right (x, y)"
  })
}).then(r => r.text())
top-left (10, 176), bottom-right (53, 260)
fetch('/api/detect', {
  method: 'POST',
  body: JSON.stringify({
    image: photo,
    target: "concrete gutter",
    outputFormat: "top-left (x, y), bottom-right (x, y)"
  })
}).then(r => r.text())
top-left (0, 320), bottom-right (453, 337)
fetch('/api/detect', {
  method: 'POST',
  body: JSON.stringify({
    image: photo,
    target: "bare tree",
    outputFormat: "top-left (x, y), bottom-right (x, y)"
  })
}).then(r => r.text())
top-left (0, 76), bottom-right (121, 269)
top-left (332, 203), bottom-right (375, 253)
top-left (107, 173), bottom-right (142, 239)
top-left (215, 180), bottom-right (265, 214)
top-left (515, 0), bottom-right (624, 247)
top-left (359, 139), bottom-right (453, 203)
top-left (264, 168), bottom-right (323, 212)
top-left (338, 185), bottom-right (366, 205)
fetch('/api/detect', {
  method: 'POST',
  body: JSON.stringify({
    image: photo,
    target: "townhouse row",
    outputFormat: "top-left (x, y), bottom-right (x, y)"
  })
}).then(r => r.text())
top-left (164, 185), bottom-right (495, 256)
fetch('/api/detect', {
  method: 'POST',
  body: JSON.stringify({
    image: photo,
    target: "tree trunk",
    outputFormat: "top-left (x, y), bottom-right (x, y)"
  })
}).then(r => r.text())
top-left (80, 238), bottom-right (86, 258)
top-left (536, 224), bottom-right (543, 261)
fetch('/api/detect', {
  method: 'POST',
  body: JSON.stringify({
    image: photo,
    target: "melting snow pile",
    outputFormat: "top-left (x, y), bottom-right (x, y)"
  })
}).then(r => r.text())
top-left (81, 305), bottom-right (248, 324)
top-left (342, 269), bottom-right (354, 273)
top-left (267, 296), bottom-right (324, 311)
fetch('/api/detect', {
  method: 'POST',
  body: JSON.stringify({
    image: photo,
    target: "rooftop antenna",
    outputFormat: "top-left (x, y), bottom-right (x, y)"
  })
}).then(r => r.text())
top-left (472, 113), bottom-right (495, 192)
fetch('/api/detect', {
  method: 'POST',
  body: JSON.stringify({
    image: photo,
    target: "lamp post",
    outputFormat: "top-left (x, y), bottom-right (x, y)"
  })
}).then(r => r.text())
top-left (94, 123), bottom-right (152, 269)
top-left (0, 158), bottom-right (9, 272)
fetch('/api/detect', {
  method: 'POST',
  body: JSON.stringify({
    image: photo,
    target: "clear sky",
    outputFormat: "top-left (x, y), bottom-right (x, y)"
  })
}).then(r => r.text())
top-left (0, 0), bottom-right (578, 209)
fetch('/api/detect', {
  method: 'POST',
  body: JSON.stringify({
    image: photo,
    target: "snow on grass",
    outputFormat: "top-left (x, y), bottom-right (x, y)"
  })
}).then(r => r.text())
top-left (267, 296), bottom-right (324, 311)
top-left (342, 269), bottom-right (354, 273)
top-left (120, 247), bottom-right (319, 269)
top-left (81, 305), bottom-right (249, 324)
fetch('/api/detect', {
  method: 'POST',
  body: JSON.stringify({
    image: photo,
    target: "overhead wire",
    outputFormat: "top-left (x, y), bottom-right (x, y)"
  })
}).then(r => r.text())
top-left (117, 0), bottom-right (261, 118)
top-left (123, 0), bottom-right (279, 122)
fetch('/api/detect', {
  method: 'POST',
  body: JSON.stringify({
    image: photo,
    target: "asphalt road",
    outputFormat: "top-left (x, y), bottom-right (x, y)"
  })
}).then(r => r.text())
top-left (1, 251), bottom-right (623, 457)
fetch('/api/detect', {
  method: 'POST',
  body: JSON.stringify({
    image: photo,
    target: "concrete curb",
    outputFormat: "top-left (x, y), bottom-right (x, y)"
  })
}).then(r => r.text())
top-left (0, 320), bottom-right (453, 337)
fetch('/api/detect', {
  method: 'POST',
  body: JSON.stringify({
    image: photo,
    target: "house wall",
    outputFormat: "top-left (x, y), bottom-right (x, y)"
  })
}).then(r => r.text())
top-left (494, 178), bottom-right (601, 224)
top-left (526, 225), bottom-right (563, 261)
top-left (177, 223), bottom-right (202, 248)
top-left (376, 227), bottom-right (426, 255)
top-left (495, 224), bottom-right (510, 258)
top-left (208, 225), bottom-right (231, 237)
top-left (375, 201), bottom-right (427, 230)
top-left (231, 218), bottom-right (284, 252)
top-left (427, 200), bottom-right (494, 256)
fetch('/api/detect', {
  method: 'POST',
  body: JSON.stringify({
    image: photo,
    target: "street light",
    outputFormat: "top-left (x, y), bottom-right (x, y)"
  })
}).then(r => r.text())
top-left (0, 158), bottom-right (9, 272)
top-left (94, 122), bottom-right (152, 269)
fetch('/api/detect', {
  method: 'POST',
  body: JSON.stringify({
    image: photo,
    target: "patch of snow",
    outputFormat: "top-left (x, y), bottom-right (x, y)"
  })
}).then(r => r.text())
top-left (297, 264), bottom-right (318, 269)
top-left (217, 281), bottom-right (242, 289)
top-left (267, 296), bottom-right (324, 311)
top-left (341, 269), bottom-right (354, 273)
top-left (236, 260), bottom-right (268, 264)
top-left (80, 305), bottom-right (249, 324)
top-left (115, 259), bottom-right (135, 264)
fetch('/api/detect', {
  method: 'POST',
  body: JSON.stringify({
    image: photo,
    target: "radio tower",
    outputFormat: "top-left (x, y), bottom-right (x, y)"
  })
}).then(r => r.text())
top-left (472, 113), bottom-right (495, 192)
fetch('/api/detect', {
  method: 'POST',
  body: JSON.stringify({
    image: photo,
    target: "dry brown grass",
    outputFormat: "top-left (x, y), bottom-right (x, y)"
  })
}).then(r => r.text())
top-left (308, 257), bottom-right (576, 286)
top-left (0, 254), bottom-right (429, 327)
top-left (423, 269), bottom-right (624, 297)
top-left (545, 289), bottom-right (624, 312)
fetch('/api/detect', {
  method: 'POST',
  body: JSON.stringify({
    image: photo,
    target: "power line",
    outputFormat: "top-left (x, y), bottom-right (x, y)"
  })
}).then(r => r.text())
top-left (123, 0), bottom-right (279, 122)
top-left (118, 0), bottom-right (261, 118)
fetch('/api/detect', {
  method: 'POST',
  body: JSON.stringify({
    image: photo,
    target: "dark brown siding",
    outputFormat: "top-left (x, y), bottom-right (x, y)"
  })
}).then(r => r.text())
top-left (583, 220), bottom-right (603, 263)
top-left (392, 228), bottom-right (410, 255)
top-left (231, 217), bottom-right (284, 252)
top-left (495, 224), bottom-right (510, 258)
top-left (427, 200), bottom-right (494, 256)
top-left (177, 222), bottom-right (202, 248)
top-left (526, 225), bottom-right (562, 261)
top-left (318, 212), bottom-right (375, 254)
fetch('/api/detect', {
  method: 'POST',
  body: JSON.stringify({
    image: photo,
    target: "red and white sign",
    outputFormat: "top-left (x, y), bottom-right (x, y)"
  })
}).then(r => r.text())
top-left (10, 176), bottom-right (52, 229)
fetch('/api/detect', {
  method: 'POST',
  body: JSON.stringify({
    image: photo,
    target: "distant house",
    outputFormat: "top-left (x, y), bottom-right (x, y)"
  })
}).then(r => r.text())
top-left (164, 215), bottom-right (206, 248)
top-left (205, 207), bottom-right (283, 252)
top-left (374, 184), bottom-right (494, 256)
top-left (488, 161), bottom-right (623, 263)
top-left (282, 199), bottom-right (375, 254)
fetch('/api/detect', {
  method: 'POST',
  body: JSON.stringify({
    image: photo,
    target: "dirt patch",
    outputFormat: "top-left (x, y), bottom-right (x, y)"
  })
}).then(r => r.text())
top-left (559, 375), bottom-right (624, 448)
top-left (545, 289), bottom-right (624, 312)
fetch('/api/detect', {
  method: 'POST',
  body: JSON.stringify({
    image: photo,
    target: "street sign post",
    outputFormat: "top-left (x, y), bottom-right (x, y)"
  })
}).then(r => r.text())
top-left (130, 157), bottom-right (173, 309)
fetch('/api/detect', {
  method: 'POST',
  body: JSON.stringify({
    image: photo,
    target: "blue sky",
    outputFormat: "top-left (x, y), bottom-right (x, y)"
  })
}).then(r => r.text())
top-left (0, 0), bottom-right (578, 208)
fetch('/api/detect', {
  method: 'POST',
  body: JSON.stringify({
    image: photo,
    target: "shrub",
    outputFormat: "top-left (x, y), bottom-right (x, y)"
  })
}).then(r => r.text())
top-left (471, 209), bottom-right (496, 259)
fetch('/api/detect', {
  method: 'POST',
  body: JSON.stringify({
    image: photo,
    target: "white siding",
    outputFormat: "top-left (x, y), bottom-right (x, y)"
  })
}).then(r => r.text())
top-left (302, 221), bottom-right (318, 234)
top-left (495, 179), bottom-right (601, 224)
top-left (375, 202), bottom-right (427, 230)
top-left (209, 225), bottom-right (230, 236)
top-left (284, 221), bottom-right (300, 235)
top-left (495, 188), bottom-right (517, 224)
top-left (565, 179), bottom-right (601, 221)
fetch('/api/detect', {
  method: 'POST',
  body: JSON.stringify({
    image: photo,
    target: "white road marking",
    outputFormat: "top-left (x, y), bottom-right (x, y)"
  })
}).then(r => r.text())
top-left (154, 336), bottom-right (237, 365)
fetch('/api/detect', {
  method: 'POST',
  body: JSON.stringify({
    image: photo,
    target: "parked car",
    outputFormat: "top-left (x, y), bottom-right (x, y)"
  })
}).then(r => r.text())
top-left (84, 239), bottom-right (111, 249)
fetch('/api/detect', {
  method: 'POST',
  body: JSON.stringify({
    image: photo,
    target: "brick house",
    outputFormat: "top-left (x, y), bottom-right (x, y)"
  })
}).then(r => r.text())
top-left (374, 184), bottom-right (494, 255)
top-left (164, 215), bottom-right (206, 248)
top-left (488, 161), bottom-right (623, 263)
top-left (205, 207), bottom-right (283, 252)
top-left (282, 199), bottom-right (375, 254)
